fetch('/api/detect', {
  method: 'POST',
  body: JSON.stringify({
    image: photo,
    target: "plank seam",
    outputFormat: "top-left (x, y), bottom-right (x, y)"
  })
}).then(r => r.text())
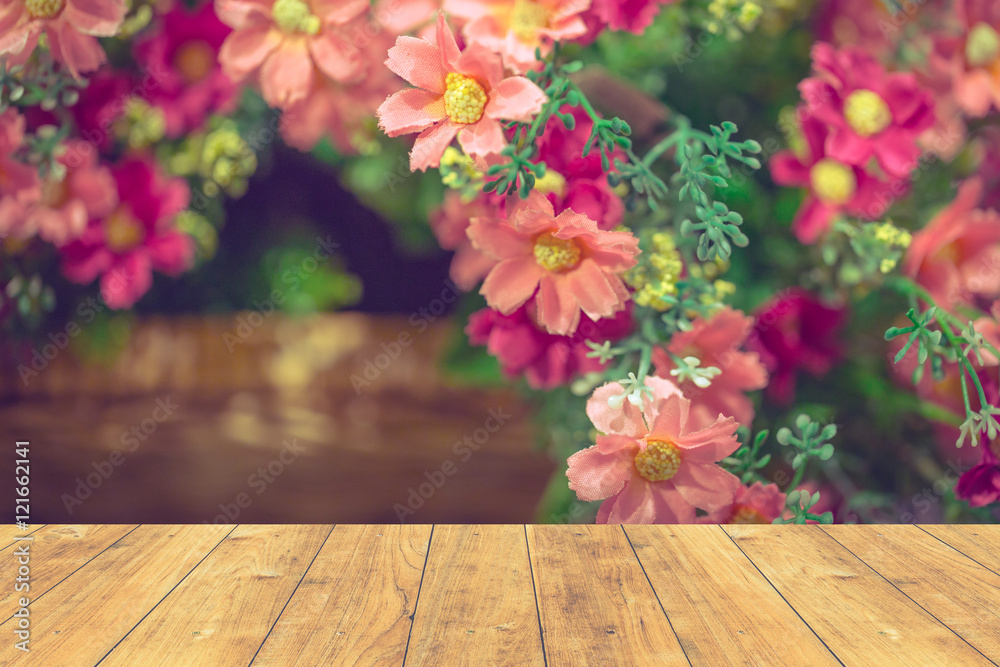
top-left (819, 527), bottom-right (1000, 667)
top-left (247, 524), bottom-right (337, 666)
top-left (621, 525), bottom-right (693, 667)
top-left (92, 523), bottom-right (240, 666)
top-left (0, 524), bottom-right (142, 625)
top-left (401, 524), bottom-right (434, 666)
top-left (0, 524), bottom-right (47, 552)
top-left (915, 525), bottom-right (1000, 579)
top-left (523, 524), bottom-right (549, 667)
top-left (719, 526), bottom-right (846, 667)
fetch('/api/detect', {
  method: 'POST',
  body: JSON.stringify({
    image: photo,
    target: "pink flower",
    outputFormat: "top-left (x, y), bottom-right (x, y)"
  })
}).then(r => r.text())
top-left (566, 376), bottom-right (741, 523)
top-left (444, 0), bottom-right (591, 73)
top-left (376, 13), bottom-right (546, 171)
top-left (429, 189), bottom-right (502, 290)
top-left (580, 0), bottom-right (677, 36)
top-left (0, 109), bottom-right (40, 237)
top-left (134, 1), bottom-right (238, 137)
top-left (771, 110), bottom-right (899, 243)
top-left (467, 188), bottom-right (638, 336)
top-left (0, 0), bottom-right (127, 79)
top-left (903, 177), bottom-right (1000, 314)
top-left (800, 43), bottom-right (935, 179)
top-left (700, 482), bottom-right (786, 524)
top-left (812, 0), bottom-right (899, 60)
top-left (534, 105), bottom-right (625, 230)
top-left (215, 0), bottom-right (369, 108)
top-left (652, 307), bottom-right (768, 431)
top-left (18, 140), bottom-right (118, 246)
top-left (65, 69), bottom-right (135, 153)
top-left (60, 156), bottom-right (193, 309)
top-left (955, 437), bottom-right (1000, 507)
top-left (747, 289), bottom-right (847, 404)
top-left (466, 301), bottom-right (632, 389)
top-left (938, 0), bottom-right (1000, 117)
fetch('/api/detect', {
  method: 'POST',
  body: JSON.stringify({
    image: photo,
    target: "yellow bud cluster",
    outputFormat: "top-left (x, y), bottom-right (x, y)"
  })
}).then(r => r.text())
top-left (872, 221), bottom-right (912, 249)
top-left (628, 233), bottom-right (683, 311)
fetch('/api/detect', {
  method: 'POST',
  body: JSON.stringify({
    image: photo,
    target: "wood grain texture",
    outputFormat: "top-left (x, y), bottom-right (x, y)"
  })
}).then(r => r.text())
top-left (725, 525), bottom-right (993, 667)
top-left (406, 525), bottom-right (544, 666)
top-left (527, 525), bottom-right (689, 666)
top-left (0, 524), bottom-right (232, 667)
top-left (625, 525), bottom-right (839, 666)
top-left (100, 524), bottom-right (330, 667)
top-left (252, 524), bottom-right (430, 667)
top-left (823, 525), bottom-right (1000, 662)
top-left (0, 524), bottom-right (44, 549)
top-left (0, 524), bottom-right (136, 613)
top-left (919, 525), bottom-right (1000, 574)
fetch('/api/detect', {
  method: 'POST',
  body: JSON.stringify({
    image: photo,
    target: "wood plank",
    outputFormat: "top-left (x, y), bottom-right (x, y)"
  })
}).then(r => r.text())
top-left (405, 525), bottom-right (544, 666)
top-left (919, 525), bottom-right (1000, 575)
top-left (252, 524), bottom-right (430, 666)
top-left (527, 524), bottom-right (689, 666)
top-left (100, 525), bottom-right (330, 667)
top-left (625, 525), bottom-right (839, 666)
top-left (725, 525), bottom-right (993, 666)
top-left (0, 524), bottom-right (44, 548)
top-left (823, 525), bottom-right (1000, 662)
top-left (0, 524), bottom-right (232, 667)
top-left (0, 525), bottom-right (137, 613)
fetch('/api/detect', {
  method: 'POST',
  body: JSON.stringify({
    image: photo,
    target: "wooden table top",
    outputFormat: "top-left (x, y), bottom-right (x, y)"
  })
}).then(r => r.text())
top-left (1, 524), bottom-right (998, 666)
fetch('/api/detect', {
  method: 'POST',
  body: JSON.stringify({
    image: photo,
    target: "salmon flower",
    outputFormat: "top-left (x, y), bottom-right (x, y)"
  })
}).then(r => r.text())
top-left (566, 376), bottom-right (742, 524)
top-left (215, 0), bottom-right (369, 109)
top-left (0, 0), bottom-right (127, 79)
top-left (467, 188), bottom-right (638, 336)
top-left (699, 482), bottom-right (786, 524)
top-left (376, 12), bottom-right (547, 171)
top-left (904, 177), bottom-right (1000, 314)
top-left (942, 0), bottom-right (1000, 117)
top-left (0, 108), bottom-right (40, 236)
top-left (444, 0), bottom-right (591, 73)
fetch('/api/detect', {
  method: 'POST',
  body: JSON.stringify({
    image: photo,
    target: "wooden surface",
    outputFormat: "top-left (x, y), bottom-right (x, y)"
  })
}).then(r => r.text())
top-left (0, 315), bottom-right (555, 524)
top-left (2, 525), bottom-right (998, 666)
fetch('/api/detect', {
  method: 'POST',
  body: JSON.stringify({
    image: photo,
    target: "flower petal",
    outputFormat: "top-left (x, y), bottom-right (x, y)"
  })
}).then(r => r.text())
top-left (309, 32), bottom-right (362, 82)
top-left (480, 255), bottom-right (543, 313)
top-left (587, 381), bottom-right (647, 439)
top-left (384, 36), bottom-right (447, 93)
top-left (259, 40), bottom-right (313, 108)
top-left (566, 444), bottom-right (634, 502)
top-left (63, 0), bottom-right (125, 36)
top-left (671, 463), bottom-right (740, 512)
top-left (486, 76), bottom-right (546, 122)
top-left (377, 88), bottom-right (446, 135)
top-left (218, 24), bottom-right (281, 81)
top-left (466, 216), bottom-right (532, 260)
top-left (568, 258), bottom-right (624, 321)
top-left (536, 273), bottom-right (580, 335)
top-left (673, 415), bottom-right (740, 464)
top-left (457, 117), bottom-right (506, 157)
top-left (409, 120), bottom-right (459, 171)
top-left (600, 480), bottom-right (657, 524)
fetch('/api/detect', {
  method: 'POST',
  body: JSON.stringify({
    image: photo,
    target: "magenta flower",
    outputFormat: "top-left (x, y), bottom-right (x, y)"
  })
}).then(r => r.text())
top-left (956, 438), bottom-right (1000, 508)
top-left (467, 188), bottom-right (639, 336)
top-left (800, 42), bottom-right (935, 179)
top-left (466, 302), bottom-right (632, 390)
top-left (771, 110), bottom-right (900, 243)
top-left (376, 13), bottom-right (546, 171)
top-left (444, 0), bottom-right (591, 73)
top-left (0, 0), bottom-right (127, 78)
top-left (60, 156), bottom-right (193, 309)
top-left (566, 376), bottom-right (742, 524)
top-left (581, 0), bottom-right (678, 37)
top-left (652, 307), bottom-right (768, 431)
top-left (747, 289), bottom-right (847, 405)
top-left (700, 482), bottom-right (786, 524)
top-left (134, 1), bottom-right (238, 137)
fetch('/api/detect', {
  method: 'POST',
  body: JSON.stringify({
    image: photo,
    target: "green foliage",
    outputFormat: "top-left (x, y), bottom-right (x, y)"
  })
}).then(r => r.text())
top-left (722, 429), bottom-right (773, 485)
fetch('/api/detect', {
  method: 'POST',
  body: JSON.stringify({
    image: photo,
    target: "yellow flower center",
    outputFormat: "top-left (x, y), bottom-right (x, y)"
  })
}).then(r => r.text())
top-left (443, 73), bottom-right (487, 124)
top-left (509, 0), bottom-right (549, 43)
top-left (634, 439), bottom-right (682, 482)
top-left (730, 505), bottom-right (769, 524)
top-left (966, 22), bottom-right (1000, 68)
top-left (843, 89), bottom-right (892, 137)
top-left (25, 0), bottom-right (64, 19)
top-left (103, 205), bottom-right (146, 253)
top-left (810, 159), bottom-right (856, 205)
top-left (533, 169), bottom-right (566, 198)
top-left (174, 40), bottom-right (216, 84)
top-left (533, 231), bottom-right (581, 272)
top-left (271, 0), bottom-right (320, 35)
